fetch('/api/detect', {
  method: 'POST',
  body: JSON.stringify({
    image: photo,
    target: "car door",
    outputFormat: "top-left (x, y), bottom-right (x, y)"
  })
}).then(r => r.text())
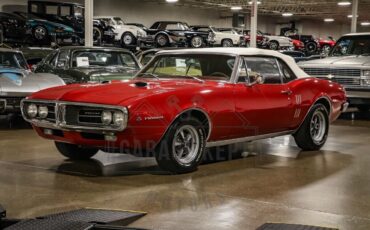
top-left (232, 56), bottom-right (295, 138)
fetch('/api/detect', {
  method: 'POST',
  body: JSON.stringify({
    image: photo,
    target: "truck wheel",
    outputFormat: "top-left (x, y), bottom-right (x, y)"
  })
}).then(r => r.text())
top-left (156, 34), bottom-right (169, 47)
top-left (269, 41), bottom-right (279, 50)
top-left (294, 104), bottom-right (329, 151)
top-left (190, 36), bottom-right (203, 48)
top-left (221, 39), bottom-right (233, 47)
top-left (55, 142), bottom-right (98, 161)
top-left (33, 25), bottom-right (48, 42)
top-left (155, 117), bottom-right (206, 174)
top-left (121, 32), bottom-right (136, 47)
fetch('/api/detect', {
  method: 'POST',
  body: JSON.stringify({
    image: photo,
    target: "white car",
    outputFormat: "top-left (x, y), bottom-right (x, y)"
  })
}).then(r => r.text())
top-left (259, 31), bottom-right (293, 50)
top-left (192, 26), bottom-right (243, 47)
top-left (94, 16), bottom-right (147, 47)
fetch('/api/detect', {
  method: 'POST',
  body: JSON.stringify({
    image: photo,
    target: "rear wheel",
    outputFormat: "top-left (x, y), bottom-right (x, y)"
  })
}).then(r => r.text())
top-left (55, 142), bottom-right (99, 161)
top-left (155, 118), bottom-right (206, 174)
top-left (33, 25), bottom-right (48, 42)
top-left (269, 41), bottom-right (279, 50)
top-left (93, 27), bottom-right (102, 45)
top-left (294, 104), bottom-right (329, 151)
top-left (156, 34), bottom-right (169, 47)
top-left (305, 41), bottom-right (318, 54)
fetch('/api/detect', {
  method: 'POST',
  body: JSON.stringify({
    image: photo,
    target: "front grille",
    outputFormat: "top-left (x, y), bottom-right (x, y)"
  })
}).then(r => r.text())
top-left (303, 68), bottom-right (361, 77)
top-left (64, 105), bottom-right (105, 126)
top-left (303, 68), bottom-right (362, 87)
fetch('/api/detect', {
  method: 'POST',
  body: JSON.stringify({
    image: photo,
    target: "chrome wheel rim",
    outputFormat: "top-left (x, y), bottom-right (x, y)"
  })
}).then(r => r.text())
top-left (307, 43), bottom-right (317, 52)
top-left (269, 42), bottom-right (278, 50)
top-left (34, 27), bottom-right (46, 40)
top-left (157, 35), bottom-right (167, 46)
top-left (310, 110), bottom-right (326, 144)
top-left (172, 125), bottom-right (200, 165)
top-left (123, 34), bottom-right (133, 45)
top-left (322, 45), bottom-right (331, 55)
top-left (192, 37), bottom-right (202, 48)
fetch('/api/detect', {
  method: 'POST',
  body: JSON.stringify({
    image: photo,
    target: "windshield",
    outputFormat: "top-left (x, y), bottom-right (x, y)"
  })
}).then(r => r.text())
top-left (74, 6), bottom-right (84, 17)
top-left (137, 54), bottom-right (235, 82)
top-left (0, 52), bottom-right (28, 69)
top-left (330, 35), bottom-right (370, 56)
top-left (113, 17), bottom-right (124, 25)
top-left (72, 50), bottom-right (139, 69)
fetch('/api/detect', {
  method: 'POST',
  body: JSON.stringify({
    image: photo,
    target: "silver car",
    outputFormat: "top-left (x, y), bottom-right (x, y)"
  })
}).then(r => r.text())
top-left (299, 33), bottom-right (370, 112)
top-left (0, 48), bottom-right (65, 115)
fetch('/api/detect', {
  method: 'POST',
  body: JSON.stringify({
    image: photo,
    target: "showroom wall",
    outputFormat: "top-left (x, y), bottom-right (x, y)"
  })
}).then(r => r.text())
top-left (0, 0), bottom-right (363, 39)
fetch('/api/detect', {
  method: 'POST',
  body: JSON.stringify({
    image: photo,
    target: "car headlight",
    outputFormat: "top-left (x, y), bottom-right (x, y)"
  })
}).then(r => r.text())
top-left (363, 70), bottom-right (370, 77)
top-left (27, 104), bottom-right (38, 118)
top-left (113, 111), bottom-right (126, 127)
top-left (101, 111), bottom-right (113, 125)
top-left (38, 106), bottom-right (49, 119)
top-left (362, 70), bottom-right (370, 85)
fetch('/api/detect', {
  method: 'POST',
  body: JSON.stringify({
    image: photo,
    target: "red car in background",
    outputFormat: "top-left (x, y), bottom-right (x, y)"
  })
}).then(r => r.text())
top-left (242, 30), bottom-right (267, 47)
top-left (22, 48), bottom-right (347, 174)
top-left (292, 39), bottom-right (305, 51)
top-left (319, 37), bottom-right (336, 54)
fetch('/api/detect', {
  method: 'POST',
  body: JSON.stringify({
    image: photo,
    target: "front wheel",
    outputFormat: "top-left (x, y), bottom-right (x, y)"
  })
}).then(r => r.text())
top-left (156, 34), bottom-right (169, 47)
top-left (269, 41), bottom-right (279, 50)
top-left (121, 32), bottom-right (137, 47)
top-left (294, 104), bottom-right (329, 151)
top-left (221, 39), bottom-right (233, 47)
top-left (155, 118), bottom-right (206, 174)
top-left (55, 142), bottom-right (99, 161)
top-left (33, 25), bottom-right (48, 42)
top-left (306, 41), bottom-right (318, 54)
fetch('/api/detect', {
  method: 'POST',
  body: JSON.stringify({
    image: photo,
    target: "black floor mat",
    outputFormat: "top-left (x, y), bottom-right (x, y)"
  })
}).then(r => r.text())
top-left (257, 223), bottom-right (338, 230)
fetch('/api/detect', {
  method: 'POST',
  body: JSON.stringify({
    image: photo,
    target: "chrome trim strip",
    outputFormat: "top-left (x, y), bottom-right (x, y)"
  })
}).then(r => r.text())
top-left (206, 130), bottom-right (294, 148)
top-left (21, 99), bottom-right (128, 132)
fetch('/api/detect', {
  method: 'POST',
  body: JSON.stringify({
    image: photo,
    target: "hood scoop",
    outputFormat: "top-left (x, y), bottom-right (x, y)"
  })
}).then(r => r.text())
top-left (133, 81), bottom-right (149, 87)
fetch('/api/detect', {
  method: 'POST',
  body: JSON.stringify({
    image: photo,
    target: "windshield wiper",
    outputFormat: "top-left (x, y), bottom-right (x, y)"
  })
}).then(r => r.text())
top-left (136, 73), bottom-right (160, 80)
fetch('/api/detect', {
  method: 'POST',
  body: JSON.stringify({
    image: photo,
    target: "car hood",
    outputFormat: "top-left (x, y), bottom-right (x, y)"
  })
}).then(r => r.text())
top-left (29, 79), bottom-right (213, 106)
top-left (299, 55), bottom-right (370, 67)
top-left (71, 66), bottom-right (140, 81)
top-left (0, 68), bottom-right (65, 97)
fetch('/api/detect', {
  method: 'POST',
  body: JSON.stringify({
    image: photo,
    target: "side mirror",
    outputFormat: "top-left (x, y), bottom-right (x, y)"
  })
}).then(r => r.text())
top-left (248, 73), bottom-right (263, 86)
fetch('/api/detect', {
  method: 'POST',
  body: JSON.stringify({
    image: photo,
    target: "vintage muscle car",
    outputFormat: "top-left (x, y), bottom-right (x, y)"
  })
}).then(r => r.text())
top-left (138, 21), bottom-right (210, 48)
top-left (0, 48), bottom-right (64, 115)
top-left (255, 30), bottom-right (293, 50)
top-left (13, 12), bottom-right (75, 43)
top-left (35, 46), bottom-right (141, 84)
top-left (299, 33), bottom-right (370, 111)
top-left (94, 16), bottom-right (147, 47)
top-left (191, 26), bottom-right (242, 47)
top-left (22, 48), bottom-right (347, 174)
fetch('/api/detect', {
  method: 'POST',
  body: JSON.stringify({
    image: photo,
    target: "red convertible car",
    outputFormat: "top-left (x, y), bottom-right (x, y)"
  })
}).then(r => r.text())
top-left (21, 48), bottom-right (348, 174)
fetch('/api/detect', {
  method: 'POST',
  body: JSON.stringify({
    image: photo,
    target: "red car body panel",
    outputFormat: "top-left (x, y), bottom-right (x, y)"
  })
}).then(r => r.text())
top-left (28, 76), bottom-right (346, 150)
top-left (292, 39), bottom-right (305, 50)
top-left (319, 39), bottom-right (336, 48)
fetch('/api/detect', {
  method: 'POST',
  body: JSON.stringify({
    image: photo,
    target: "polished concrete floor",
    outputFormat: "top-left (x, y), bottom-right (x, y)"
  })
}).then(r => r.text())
top-left (0, 111), bottom-right (370, 230)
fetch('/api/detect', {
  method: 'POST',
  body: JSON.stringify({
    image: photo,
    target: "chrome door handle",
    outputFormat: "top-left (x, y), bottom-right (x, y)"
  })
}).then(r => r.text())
top-left (281, 90), bottom-right (292, 95)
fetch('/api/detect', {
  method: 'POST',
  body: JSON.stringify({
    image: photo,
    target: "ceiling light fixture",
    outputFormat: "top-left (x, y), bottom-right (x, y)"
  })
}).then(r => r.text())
top-left (347, 15), bottom-right (359, 18)
top-left (248, 1), bottom-right (262, 5)
top-left (361, 22), bottom-right (370, 26)
top-left (337, 1), bottom-right (351, 6)
top-left (282, 13), bottom-right (293, 17)
top-left (324, 18), bottom-right (335, 22)
top-left (231, 6), bottom-right (242, 10)
top-left (166, 0), bottom-right (178, 2)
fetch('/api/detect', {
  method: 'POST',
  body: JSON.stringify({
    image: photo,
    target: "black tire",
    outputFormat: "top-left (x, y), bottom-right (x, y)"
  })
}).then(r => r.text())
top-left (305, 41), bottom-right (318, 54)
top-left (93, 27), bottom-right (102, 46)
top-left (294, 104), bottom-right (329, 151)
top-left (190, 36), bottom-right (203, 48)
top-left (269, 41), bottom-right (279, 50)
top-left (357, 105), bottom-right (370, 112)
top-left (155, 117), bottom-right (206, 174)
top-left (32, 25), bottom-right (48, 42)
top-left (55, 142), bottom-right (99, 161)
top-left (121, 32), bottom-right (137, 47)
top-left (321, 44), bottom-right (331, 55)
top-left (221, 39), bottom-right (233, 47)
top-left (155, 34), bottom-right (169, 47)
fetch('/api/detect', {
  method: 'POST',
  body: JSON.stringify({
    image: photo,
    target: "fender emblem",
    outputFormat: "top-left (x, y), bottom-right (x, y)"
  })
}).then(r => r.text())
top-left (144, 116), bottom-right (164, 121)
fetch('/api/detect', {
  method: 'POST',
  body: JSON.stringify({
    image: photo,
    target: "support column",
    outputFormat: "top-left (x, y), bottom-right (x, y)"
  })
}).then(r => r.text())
top-left (250, 0), bottom-right (258, 48)
top-left (85, 0), bottom-right (94, 47)
top-left (351, 0), bottom-right (358, 33)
